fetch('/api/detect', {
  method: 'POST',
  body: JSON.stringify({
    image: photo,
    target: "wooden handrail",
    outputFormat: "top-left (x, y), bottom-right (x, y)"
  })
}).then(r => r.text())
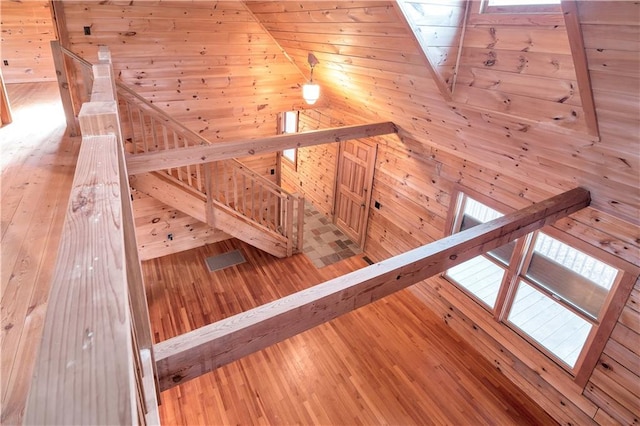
top-left (24, 47), bottom-right (158, 425)
top-left (126, 121), bottom-right (398, 175)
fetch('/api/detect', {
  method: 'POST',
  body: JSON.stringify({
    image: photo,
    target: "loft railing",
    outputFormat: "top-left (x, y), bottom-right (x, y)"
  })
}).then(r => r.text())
top-left (25, 46), bottom-right (159, 425)
top-left (116, 86), bottom-right (304, 256)
top-left (54, 42), bottom-right (304, 257)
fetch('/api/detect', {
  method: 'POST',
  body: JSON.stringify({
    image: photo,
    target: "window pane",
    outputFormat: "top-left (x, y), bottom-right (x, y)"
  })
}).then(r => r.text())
top-left (508, 280), bottom-right (592, 368)
top-left (458, 198), bottom-right (514, 266)
top-left (526, 233), bottom-right (618, 319)
top-left (533, 233), bottom-right (617, 289)
top-left (282, 148), bottom-right (296, 163)
top-left (284, 111), bottom-right (298, 133)
top-left (488, 0), bottom-right (559, 5)
top-left (463, 197), bottom-right (502, 223)
top-left (446, 255), bottom-right (505, 308)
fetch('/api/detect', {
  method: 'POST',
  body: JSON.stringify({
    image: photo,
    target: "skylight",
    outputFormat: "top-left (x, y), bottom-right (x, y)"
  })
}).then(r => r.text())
top-left (487, 0), bottom-right (560, 5)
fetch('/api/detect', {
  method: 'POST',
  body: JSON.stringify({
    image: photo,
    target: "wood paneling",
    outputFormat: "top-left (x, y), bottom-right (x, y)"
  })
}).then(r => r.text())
top-left (142, 238), bottom-right (556, 425)
top-left (5, 1), bottom-right (636, 424)
top-left (0, 1), bottom-right (57, 83)
top-left (585, 277), bottom-right (640, 425)
top-left (60, 1), bottom-right (308, 146)
top-left (132, 190), bottom-right (231, 261)
top-left (250, 1), bottom-right (640, 226)
top-left (245, 1), bottom-right (639, 424)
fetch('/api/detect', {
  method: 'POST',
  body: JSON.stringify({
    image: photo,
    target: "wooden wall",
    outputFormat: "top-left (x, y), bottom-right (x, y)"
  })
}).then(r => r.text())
top-left (58, 1), bottom-right (318, 181)
top-left (132, 190), bottom-right (230, 261)
top-left (48, 1), bottom-right (638, 423)
top-left (453, 2), bottom-right (590, 135)
top-left (1, 1), bottom-right (57, 83)
top-left (396, 0), bottom-right (467, 91)
top-left (246, 1), bottom-right (639, 424)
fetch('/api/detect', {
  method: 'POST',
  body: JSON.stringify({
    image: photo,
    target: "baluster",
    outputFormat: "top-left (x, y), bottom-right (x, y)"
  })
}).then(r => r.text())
top-left (173, 131), bottom-right (182, 181)
top-left (223, 162), bottom-right (229, 206)
top-left (266, 191), bottom-right (272, 230)
top-left (162, 124), bottom-right (170, 176)
top-left (125, 100), bottom-right (136, 154)
top-left (211, 161), bottom-right (217, 201)
top-left (296, 194), bottom-right (305, 253)
top-left (241, 174), bottom-right (246, 216)
top-left (184, 134), bottom-right (193, 187)
top-left (286, 195), bottom-right (294, 256)
top-left (139, 109), bottom-right (148, 153)
top-left (196, 163), bottom-right (203, 192)
top-left (250, 179), bottom-right (255, 222)
top-left (233, 167), bottom-right (238, 211)
top-left (259, 186), bottom-right (264, 225)
top-left (150, 116), bottom-right (158, 151)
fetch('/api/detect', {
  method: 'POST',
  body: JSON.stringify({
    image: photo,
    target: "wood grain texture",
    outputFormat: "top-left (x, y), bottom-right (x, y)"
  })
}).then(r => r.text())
top-left (132, 190), bottom-right (231, 261)
top-left (60, 0), bottom-right (308, 144)
top-left (0, 1), bottom-right (57, 83)
top-left (143, 238), bottom-right (556, 426)
top-left (126, 121), bottom-right (396, 174)
top-left (24, 135), bottom-right (137, 425)
top-left (0, 82), bottom-right (79, 425)
top-left (154, 187), bottom-right (589, 390)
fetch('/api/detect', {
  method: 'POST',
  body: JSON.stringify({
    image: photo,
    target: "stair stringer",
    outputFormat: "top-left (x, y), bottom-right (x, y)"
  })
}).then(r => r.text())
top-left (130, 172), bottom-right (288, 258)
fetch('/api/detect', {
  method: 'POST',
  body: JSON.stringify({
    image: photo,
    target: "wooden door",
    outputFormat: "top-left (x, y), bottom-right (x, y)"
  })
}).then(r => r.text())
top-left (334, 139), bottom-right (377, 247)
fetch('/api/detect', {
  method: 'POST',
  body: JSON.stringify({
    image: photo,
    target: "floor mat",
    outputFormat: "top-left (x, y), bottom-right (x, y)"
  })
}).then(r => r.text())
top-left (205, 249), bottom-right (246, 272)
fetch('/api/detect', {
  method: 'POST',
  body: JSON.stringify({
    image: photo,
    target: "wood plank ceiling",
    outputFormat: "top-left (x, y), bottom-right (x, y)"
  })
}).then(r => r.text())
top-left (245, 1), bottom-right (639, 227)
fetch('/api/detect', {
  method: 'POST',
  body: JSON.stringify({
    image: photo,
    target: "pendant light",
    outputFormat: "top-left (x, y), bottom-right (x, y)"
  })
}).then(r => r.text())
top-left (302, 53), bottom-right (320, 105)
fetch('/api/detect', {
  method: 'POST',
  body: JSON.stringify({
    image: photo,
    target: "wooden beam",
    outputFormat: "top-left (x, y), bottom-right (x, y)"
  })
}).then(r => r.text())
top-left (125, 122), bottom-right (397, 175)
top-left (561, 0), bottom-right (600, 140)
top-left (393, 1), bottom-right (454, 101)
top-left (154, 187), bottom-right (590, 391)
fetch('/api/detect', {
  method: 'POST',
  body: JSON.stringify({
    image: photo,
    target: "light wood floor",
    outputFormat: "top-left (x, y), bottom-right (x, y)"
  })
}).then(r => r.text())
top-left (1, 82), bottom-right (556, 425)
top-left (144, 238), bottom-right (557, 425)
top-left (0, 82), bottom-right (80, 425)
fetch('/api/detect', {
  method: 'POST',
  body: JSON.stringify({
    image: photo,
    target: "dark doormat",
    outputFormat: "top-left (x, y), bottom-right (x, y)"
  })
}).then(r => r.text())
top-left (205, 249), bottom-right (246, 272)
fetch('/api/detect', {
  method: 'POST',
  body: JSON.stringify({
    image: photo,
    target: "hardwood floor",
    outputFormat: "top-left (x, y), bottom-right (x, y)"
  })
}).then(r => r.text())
top-left (0, 82), bottom-right (80, 424)
top-left (143, 239), bottom-right (558, 425)
top-left (1, 82), bottom-right (556, 425)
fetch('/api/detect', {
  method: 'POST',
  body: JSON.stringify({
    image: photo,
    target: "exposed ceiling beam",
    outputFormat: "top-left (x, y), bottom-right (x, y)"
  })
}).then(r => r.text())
top-left (125, 121), bottom-right (397, 175)
top-left (561, 0), bottom-right (600, 140)
top-left (154, 187), bottom-right (591, 391)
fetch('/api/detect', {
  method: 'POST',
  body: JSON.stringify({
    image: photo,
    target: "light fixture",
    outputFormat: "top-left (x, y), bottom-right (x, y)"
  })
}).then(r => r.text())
top-left (302, 53), bottom-right (320, 105)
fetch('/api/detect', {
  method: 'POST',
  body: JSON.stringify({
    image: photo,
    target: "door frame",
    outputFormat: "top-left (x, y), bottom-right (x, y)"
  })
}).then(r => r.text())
top-left (332, 138), bottom-right (377, 248)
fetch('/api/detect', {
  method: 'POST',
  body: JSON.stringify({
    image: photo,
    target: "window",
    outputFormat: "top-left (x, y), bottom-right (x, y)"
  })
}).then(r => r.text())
top-left (487, 0), bottom-right (560, 5)
top-left (280, 111), bottom-right (298, 167)
top-left (505, 232), bottom-right (620, 369)
top-left (443, 188), bottom-right (635, 377)
top-left (482, 0), bottom-right (561, 13)
top-left (445, 194), bottom-right (513, 309)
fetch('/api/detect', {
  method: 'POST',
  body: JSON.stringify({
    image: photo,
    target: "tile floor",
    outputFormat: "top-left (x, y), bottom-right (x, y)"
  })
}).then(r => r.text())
top-left (301, 201), bottom-right (362, 268)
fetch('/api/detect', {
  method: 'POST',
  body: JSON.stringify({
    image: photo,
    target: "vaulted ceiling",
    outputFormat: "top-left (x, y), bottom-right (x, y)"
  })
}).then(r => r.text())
top-left (16, 0), bottom-right (640, 226)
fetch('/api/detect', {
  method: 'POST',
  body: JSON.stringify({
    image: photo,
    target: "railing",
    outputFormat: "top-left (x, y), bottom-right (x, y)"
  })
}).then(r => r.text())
top-left (55, 44), bottom-right (304, 256)
top-left (26, 47), bottom-right (158, 425)
top-left (115, 73), bottom-right (304, 256)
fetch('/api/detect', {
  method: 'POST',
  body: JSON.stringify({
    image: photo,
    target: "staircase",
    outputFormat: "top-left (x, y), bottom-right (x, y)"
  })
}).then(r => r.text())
top-left (117, 84), bottom-right (304, 258)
